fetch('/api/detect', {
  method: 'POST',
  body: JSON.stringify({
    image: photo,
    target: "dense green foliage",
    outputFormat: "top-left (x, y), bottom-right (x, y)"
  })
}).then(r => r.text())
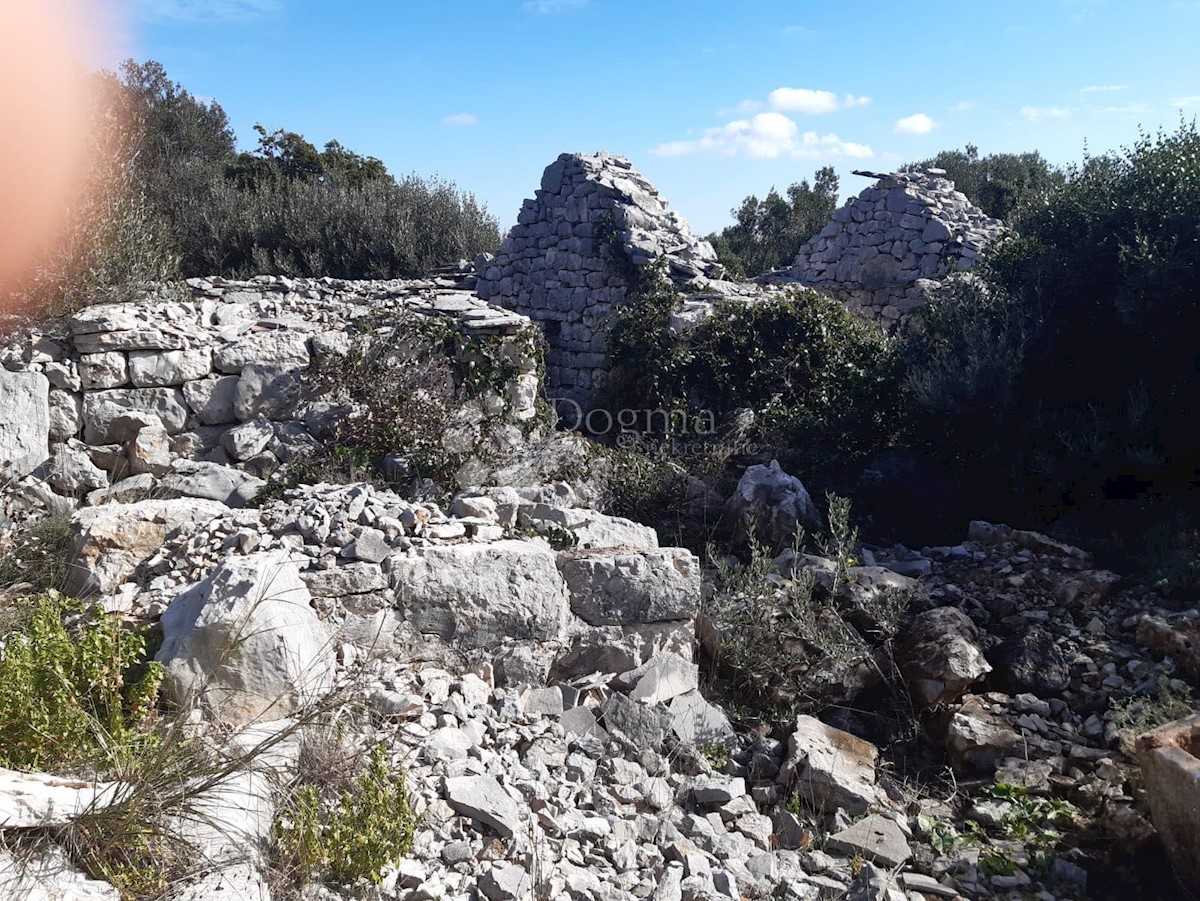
top-left (927, 124), bottom-right (1200, 518)
top-left (118, 60), bottom-right (500, 280)
top-left (605, 284), bottom-right (904, 475)
top-left (706, 167), bottom-right (839, 278)
top-left (903, 144), bottom-right (1065, 220)
top-left (0, 592), bottom-right (161, 771)
top-left (274, 744), bottom-right (418, 889)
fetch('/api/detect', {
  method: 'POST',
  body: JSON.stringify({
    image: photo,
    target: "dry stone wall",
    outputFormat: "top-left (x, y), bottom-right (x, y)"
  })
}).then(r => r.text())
top-left (781, 170), bottom-right (1005, 322)
top-left (475, 152), bottom-right (738, 407)
top-left (0, 275), bottom-right (539, 507)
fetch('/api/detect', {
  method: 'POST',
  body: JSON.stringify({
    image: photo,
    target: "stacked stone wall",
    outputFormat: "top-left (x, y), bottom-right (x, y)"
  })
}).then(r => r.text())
top-left (783, 170), bottom-right (1005, 322)
top-left (475, 152), bottom-right (727, 406)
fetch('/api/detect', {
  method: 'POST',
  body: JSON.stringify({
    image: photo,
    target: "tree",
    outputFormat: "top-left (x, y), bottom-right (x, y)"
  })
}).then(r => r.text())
top-left (904, 145), bottom-right (1064, 220)
top-left (707, 167), bottom-right (839, 278)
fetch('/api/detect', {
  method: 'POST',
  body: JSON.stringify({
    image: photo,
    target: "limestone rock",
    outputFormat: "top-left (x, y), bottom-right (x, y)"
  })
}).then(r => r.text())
top-left (444, 775), bottom-right (524, 839)
top-left (0, 370), bottom-right (49, 478)
top-left (557, 547), bottom-right (699, 626)
top-left (726, 460), bottom-right (821, 548)
top-left (826, 815), bottom-right (912, 868)
top-left (0, 768), bottom-right (122, 827)
top-left (777, 715), bottom-right (879, 814)
top-left (68, 498), bottom-right (229, 596)
top-left (896, 606), bottom-right (991, 707)
top-left (391, 540), bottom-right (570, 648)
top-left (157, 551), bottom-right (335, 725)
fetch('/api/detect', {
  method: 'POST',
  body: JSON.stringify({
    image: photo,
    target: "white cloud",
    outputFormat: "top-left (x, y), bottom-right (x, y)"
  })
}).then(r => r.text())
top-left (949, 100), bottom-right (975, 113)
top-left (1081, 84), bottom-right (1129, 93)
top-left (1019, 105), bottom-right (1071, 122)
top-left (132, 0), bottom-right (281, 22)
top-left (651, 111), bottom-right (871, 161)
top-left (768, 88), bottom-right (870, 114)
top-left (893, 113), bottom-right (938, 135)
top-left (440, 113), bottom-right (478, 127)
top-left (782, 24), bottom-right (810, 36)
top-left (1170, 95), bottom-right (1200, 107)
top-left (522, 0), bottom-right (587, 12)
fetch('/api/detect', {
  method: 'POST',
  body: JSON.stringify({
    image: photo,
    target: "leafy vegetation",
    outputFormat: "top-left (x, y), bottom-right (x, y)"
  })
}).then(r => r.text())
top-left (118, 60), bottom-right (500, 282)
top-left (604, 283), bottom-right (904, 478)
top-left (273, 742), bottom-right (418, 891)
top-left (0, 591), bottom-right (162, 772)
top-left (706, 167), bottom-right (839, 278)
top-left (0, 513), bottom-right (76, 594)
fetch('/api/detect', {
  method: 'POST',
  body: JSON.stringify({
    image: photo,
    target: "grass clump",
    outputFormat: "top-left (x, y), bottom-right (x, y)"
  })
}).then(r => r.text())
top-left (0, 514), bottom-right (76, 595)
top-left (273, 741), bottom-right (419, 893)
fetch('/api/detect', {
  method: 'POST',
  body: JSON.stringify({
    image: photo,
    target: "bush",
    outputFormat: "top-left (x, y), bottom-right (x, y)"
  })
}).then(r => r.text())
top-left (947, 121), bottom-right (1200, 519)
top-left (0, 591), bottom-right (161, 771)
top-left (1, 71), bottom-right (180, 318)
top-left (605, 285), bottom-right (905, 477)
top-left (700, 498), bottom-right (912, 721)
top-left (300, 313), bottom-right (542, 490)
top-left (273, 743), bottom-right (418, 890)
top-left (905, 274), bottom-right (1035, 419)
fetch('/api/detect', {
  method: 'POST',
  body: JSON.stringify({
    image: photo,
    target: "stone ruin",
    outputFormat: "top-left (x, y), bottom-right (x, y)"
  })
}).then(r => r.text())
top-left (475, 152), bottom-right (747, 407)
top-left (477, 154), bottom-right (1008, 409)
top-left (778, 169), bottom-right (1005, 322)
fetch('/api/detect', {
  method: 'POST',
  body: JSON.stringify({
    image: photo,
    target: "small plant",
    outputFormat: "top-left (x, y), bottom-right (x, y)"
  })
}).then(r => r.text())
top-left (698, 742), bottom-right (730, 771)
top-left (1109, 666), bottom-right (1195, 752)
top-left (0, 591), bottom-right (162, 771)
top-left (970, 783), bottom-right (1080, 873)
top-left (273, 743), bottom-right (419, 891)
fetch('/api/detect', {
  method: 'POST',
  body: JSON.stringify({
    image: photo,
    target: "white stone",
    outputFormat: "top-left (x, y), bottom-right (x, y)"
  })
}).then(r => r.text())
top-left (157, 551), bottom-right (336, 725)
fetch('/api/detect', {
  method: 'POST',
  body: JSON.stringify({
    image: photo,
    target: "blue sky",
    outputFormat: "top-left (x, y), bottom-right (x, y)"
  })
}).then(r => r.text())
top-left (111, 0), bottom-right (1200, 234)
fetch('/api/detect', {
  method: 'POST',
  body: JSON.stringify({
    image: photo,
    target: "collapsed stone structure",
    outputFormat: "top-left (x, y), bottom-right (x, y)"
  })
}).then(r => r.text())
top-left (0, 275), bottom-right (539, 506)
top-left (475, 152), bottom-right (744, 406)
top-left (781, 169), bottom-right (1005, 322)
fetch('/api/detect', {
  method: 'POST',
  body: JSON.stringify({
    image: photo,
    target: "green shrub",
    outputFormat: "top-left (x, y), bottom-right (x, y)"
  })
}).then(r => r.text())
top-left (905, 274), bottom-right (1035, 419)
top-left (605, 285), bottom-right (905, 476)
top-left (0, 591), bottom-right (162, 771)
top-left (273, 743), bottom-right (418, 890)
top-left (700, 498), bottom-right (911, 721)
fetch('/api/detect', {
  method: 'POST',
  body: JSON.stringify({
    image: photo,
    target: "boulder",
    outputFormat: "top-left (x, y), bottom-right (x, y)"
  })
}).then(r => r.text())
top-left (826, 815), bottom-right (912, 868)
top-left (182, 375), bottom-right (240, 426)
top-left (943, 694), bottom-right (1020, 773)
top-left (557, 547), bottom-right (699, 626)
top-left (444, 774), bottom-right (524, 839)
top-left (777, 715), bottom-right (879, 814)
top-left (726, 460), bottom-right (821, 549)
top-left (45, 440), bottom-right (109, 494)
top-left (391, 540), bottom-right (570, 648)
top-left (989, 625), bottom-right (1070, 695)
top-left (68, 498), bottom-right (229, 596)
top-left (157, 551), bottom-right (335, 725)
top-left (213, 331), bottom-right (310, 374)
top-left (896, 607), bottom-right (991, 707)
top-left (233, 363), bottom-right (303, 421)
top-left (0, 370), bottom-right (49, 478)
top-left (1136, 713), bottom-right (1200, 893)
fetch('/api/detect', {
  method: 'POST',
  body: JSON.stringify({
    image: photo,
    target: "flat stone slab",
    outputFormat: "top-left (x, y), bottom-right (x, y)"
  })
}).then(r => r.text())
top-left (444, 775), bottom-right (524, 839)
top-left (0, 769), bottom-right (122, 828)
top-left (826, 814), bottom-right (912, 868)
